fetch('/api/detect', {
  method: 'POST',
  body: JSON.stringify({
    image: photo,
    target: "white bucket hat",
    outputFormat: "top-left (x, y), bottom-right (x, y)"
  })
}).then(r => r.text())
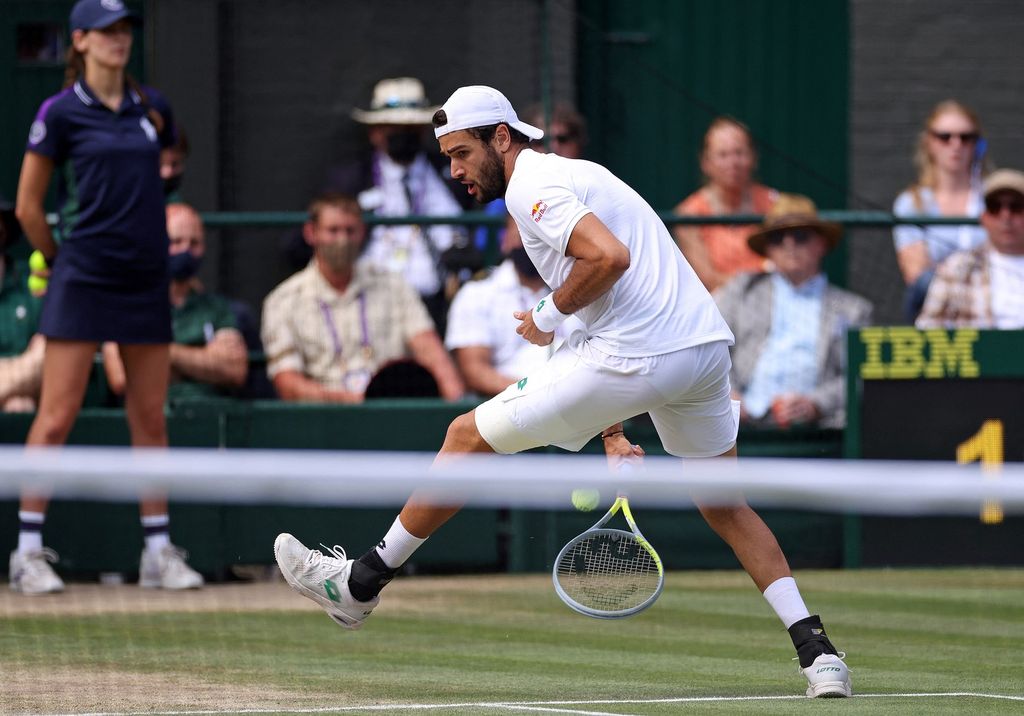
top-left (433, 85), bottom-right (544, 140)
top-left (351, 77), bottom-right (439, 126)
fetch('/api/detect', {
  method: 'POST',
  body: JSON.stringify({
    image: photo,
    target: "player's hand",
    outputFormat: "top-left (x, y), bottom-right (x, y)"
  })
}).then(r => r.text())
top-left (603, 432), bottom-right (645, 472)
top-left (513, 309), bottom-right (554, 346)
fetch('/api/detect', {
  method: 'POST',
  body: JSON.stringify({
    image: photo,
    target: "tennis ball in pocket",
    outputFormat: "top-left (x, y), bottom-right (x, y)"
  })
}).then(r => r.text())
top-left (29, 250), bottom-right (49, 274)
top-left (27, 274), bottom-right (48, 296)
top-left (571, 489), bottom-right (600, 512)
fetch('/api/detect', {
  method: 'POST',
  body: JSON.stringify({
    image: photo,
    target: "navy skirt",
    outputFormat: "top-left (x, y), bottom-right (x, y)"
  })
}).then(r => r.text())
top-left (39, 254), bottom-right (172, 344)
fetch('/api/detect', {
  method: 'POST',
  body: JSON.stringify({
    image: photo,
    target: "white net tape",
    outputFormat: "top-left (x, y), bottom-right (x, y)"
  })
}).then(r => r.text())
top-left (1, 445), bottom-right (1022, 515)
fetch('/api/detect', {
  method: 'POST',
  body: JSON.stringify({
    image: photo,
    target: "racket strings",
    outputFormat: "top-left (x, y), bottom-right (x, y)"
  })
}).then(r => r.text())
top-left (555, 531), bottom-right (660, 611)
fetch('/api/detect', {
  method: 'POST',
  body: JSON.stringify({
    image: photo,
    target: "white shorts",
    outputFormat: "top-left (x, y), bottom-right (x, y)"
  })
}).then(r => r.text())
top-left (475, 336), bottom-right (739, 457)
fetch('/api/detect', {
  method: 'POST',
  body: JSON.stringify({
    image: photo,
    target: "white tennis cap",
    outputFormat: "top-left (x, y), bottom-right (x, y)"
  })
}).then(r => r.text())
top-left (433, 85), bottom-right (544, 140)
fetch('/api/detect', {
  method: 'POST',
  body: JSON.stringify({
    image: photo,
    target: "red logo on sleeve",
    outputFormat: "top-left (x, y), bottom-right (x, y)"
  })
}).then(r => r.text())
top-left (530, 200), bottom-right (549, 223)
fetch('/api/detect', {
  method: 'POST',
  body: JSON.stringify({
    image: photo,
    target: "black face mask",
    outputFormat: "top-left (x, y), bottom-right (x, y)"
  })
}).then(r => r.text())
top-left (385, 130), bottom-right (422, 164)
top-left (168, 251), bottom-right (201, 281)
top-left (163, 173), bottom-right (184, 197)
top-left (508, 247), bottom-right (541, 280)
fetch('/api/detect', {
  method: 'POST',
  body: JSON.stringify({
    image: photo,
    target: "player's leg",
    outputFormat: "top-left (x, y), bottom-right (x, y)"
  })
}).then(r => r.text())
top-left (649, 341), bottom-right (850, 698)
top-left (120, 343), bottom-right (201, 589)
top-left (11, 339), bottom-right (96, 594)
top-left (275, 407), bottom-right (499, 628)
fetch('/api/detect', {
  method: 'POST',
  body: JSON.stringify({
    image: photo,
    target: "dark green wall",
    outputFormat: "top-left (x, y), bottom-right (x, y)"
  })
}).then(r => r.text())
top-left (577, 0), bottom-right (849, 211)
top-left (0, 0), bottom-right (146, 202)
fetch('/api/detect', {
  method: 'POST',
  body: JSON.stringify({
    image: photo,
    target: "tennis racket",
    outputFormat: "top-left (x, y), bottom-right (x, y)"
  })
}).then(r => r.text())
top-left (552, 490), bottom-right (665, 619)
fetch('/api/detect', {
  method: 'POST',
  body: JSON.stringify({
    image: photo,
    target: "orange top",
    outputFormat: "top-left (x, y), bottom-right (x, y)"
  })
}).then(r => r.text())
top-left (674, 183), bottom-right (779, 277)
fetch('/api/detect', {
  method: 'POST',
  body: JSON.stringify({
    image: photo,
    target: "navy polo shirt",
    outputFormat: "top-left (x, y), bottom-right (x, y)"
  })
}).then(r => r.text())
top-left (26, 80), bottom-right (175, 284)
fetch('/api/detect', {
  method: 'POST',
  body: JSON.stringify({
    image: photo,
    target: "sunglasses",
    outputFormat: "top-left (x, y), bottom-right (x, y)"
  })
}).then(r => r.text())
top-left (985, 197), bottom-right (1024, 215)
top-left (765, 228), bottom-right (815, 246)
top-left (929, 130), bottom-right (980, 144)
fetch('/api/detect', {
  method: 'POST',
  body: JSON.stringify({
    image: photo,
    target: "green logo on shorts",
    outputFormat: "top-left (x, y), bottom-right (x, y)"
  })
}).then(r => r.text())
top-left (536, 299), bottom-right (546, 312)
top-left (517, 377), bottom-right (528, 390)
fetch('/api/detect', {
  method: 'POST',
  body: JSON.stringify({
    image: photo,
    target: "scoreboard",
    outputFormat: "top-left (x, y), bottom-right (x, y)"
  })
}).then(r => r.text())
top-left (846, 328), bottom-right (1024, 566)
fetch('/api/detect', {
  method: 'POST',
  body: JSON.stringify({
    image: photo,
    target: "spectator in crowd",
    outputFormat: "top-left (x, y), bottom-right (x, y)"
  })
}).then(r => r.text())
top-left (446, 216), bottom-right (580, 397)
top-left (318, 77), bottom-right (473, 331)
top-left (715, 194), bottom-right (873, 429)
top-left (262, 192), bottom-right (465, 403)
top-left (524, 101), bottom-right (588, 159)
top-left (102, 203), bottom-right (247, 403)
top-left (160, 122), bottom-right (188, 203)
top-left (673, 116), bottom-right (779, 292)
top-left (893, 100), bottom-right (991, 323)
top-left (0, 194), bottom-right (44, 412)
top-left (916, 169), bottom-right (1024, 329)
top-left (10, 0), bottom-right (202, 595)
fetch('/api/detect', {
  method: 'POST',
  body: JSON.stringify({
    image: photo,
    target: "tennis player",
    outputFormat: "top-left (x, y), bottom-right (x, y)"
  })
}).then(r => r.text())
top-left (276, 85), bottom-right (850, 698)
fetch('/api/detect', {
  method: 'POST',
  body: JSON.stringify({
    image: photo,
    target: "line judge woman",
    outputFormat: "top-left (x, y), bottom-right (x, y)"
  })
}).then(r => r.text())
top-left (10, 0), bottom-right (202, 594)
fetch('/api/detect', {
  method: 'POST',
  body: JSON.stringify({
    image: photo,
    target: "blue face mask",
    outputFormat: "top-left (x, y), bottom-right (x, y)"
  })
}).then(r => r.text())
top-left (168, 251), bottom-right (201, 281)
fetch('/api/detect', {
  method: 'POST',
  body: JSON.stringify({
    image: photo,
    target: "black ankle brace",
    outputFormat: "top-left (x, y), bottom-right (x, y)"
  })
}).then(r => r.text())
top-left (348, 548), bottom-right (397, 602)
top-left (788, 614), bottom-right (839, 669)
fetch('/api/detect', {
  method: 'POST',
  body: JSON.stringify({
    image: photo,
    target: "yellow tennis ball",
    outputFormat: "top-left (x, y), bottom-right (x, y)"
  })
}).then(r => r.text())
top-left (571, 488), bottom-right (600, 512)
top-left (29, 250), bottom-right (48, 273)
top-left (27, 274), bottom-right (48, 296)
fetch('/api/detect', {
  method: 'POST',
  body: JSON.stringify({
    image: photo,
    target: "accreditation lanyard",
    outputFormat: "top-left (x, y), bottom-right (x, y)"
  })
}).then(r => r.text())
top-left (317, 292), bottom-right (373, 362)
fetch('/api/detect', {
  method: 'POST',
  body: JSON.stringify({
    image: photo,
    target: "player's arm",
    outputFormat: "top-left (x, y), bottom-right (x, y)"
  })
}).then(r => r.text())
top-left (15, 153), bottom-right (59, 261)
top-left (515, 213), bottom-right (629, 345)
top-left (600, 421), bottom-right (645, 469)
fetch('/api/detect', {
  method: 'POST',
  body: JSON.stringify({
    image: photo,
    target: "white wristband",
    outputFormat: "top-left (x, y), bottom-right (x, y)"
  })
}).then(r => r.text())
top-left (532, 292), bottom-right (570, 333)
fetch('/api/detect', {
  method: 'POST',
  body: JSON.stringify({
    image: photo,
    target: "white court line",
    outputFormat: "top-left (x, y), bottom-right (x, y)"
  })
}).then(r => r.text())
top-left (34, 691), bottom-right (1024, 716)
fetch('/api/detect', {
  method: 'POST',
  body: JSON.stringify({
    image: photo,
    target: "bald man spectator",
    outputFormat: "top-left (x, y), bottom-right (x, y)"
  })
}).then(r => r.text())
top-left (103, 203), bottom-right (247, 402)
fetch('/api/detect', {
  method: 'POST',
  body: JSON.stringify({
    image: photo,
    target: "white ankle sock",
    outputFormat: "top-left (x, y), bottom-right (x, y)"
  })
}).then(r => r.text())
top-left (17, 511), bottom-right (45, 554)
top-left (763, 576), bottom-right (811, 629)
top-left (141, 514), bottom-right (171, 553)
top-left (374, 516), bottom-right (427, 569)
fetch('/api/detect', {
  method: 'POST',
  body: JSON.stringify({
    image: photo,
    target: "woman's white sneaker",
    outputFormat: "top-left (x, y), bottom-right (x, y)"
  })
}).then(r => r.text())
top-left (9, 548), bottom-right (65, 595)
top-left (139, 545), bottom-right (204, 590)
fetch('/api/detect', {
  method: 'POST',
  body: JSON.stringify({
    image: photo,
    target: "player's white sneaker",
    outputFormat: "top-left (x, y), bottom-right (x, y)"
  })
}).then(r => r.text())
top-left (801, 652), bottom-right (851, 698)
top-left (274, 533), bottom-right (378, 630)
top-left (9, 548), bottom-right (65, 595)
top-left (139, 545), bottom-right (204, 590)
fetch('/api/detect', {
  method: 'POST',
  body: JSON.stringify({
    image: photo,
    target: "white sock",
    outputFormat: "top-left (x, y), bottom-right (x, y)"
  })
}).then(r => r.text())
top-left (17, 511), bottom-right (45, 554)
top-left (763, 576), bottom-right (811, 629)
top-left (141, 514), bottom-right (171, 553)
top-left (374, 516), bottom-right (427, 569)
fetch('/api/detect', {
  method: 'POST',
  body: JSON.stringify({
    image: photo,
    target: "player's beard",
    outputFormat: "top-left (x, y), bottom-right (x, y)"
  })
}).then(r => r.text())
top-left (473, 144), bottom-right (507, 204)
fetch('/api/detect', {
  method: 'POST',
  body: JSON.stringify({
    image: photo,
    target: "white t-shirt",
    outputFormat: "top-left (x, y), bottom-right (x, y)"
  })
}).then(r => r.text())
top-left (504, 149), bottom-right (733, 357)
top-left (445, 259), bottom-right (580, 380)
top-left (988, 249), bottom-right (1024, 329)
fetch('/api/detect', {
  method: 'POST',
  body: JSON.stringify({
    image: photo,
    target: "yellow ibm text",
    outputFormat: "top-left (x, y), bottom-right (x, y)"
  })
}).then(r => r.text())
top-left (859, 327), bottom-right (980, 379)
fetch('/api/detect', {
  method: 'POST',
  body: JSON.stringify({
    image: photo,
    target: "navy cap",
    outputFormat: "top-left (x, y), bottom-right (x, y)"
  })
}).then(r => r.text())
top-left (70, 0), bottom-right (140, 32)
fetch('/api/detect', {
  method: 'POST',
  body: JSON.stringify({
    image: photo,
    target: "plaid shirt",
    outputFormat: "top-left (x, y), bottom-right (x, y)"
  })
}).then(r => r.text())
top-left (261, 261), bottom-right (433, 389)
top-left (916, 246), bottom-right (994, 329)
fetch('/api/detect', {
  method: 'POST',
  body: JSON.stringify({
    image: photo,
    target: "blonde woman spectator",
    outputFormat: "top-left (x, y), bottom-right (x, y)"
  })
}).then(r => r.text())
top-left (672, 117), bottom-right (779, 292)
top-left (893, 100), bottom-right (991, 322)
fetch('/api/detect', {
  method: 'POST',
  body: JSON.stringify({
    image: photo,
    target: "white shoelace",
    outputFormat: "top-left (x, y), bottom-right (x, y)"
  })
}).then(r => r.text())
top-left (305, 544), bottom-right (349, 571)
